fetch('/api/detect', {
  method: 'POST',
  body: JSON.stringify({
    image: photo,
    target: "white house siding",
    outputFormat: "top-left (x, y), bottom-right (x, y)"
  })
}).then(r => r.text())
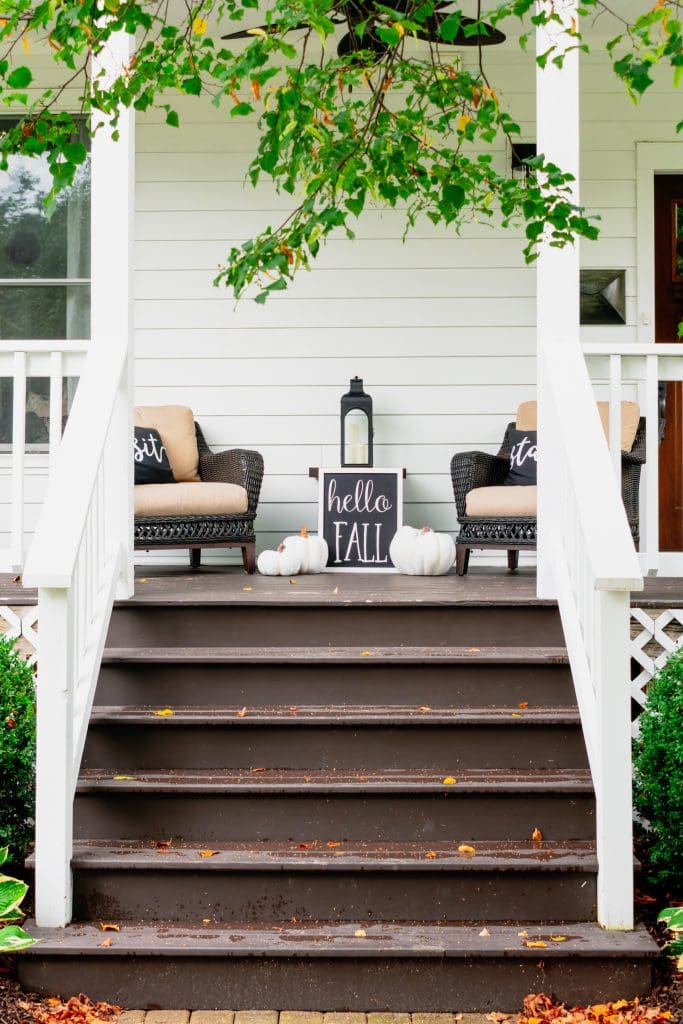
top-left (2, 43), bottom-right (681, 561)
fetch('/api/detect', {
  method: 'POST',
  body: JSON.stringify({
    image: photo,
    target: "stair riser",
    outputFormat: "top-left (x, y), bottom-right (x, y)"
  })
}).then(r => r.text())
top-left (82, 724), bottom-right (589, 771)
top-left (72, 868), bottom-right (597, 923)
top-left (107, 605), bottom-right (564, 649)
top-left (95, 662), bottom-right (574, 708)
top-left (74, 792), bottom-right (596, 842)
top-left (17, 955), bottom-right (653, 1011)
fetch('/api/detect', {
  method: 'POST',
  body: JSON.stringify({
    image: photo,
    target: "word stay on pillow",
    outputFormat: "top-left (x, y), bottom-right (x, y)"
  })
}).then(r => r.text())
top-left (505, 429), bottom-right (538, 486)
top-left (134, 427), bottom-right (175, 485)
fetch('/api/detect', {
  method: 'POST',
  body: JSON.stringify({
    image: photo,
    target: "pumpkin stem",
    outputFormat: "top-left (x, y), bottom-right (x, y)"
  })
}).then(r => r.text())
top-left (277, 543), bottom-right (286, 552)
top-left (421, 527), bottom-right (433, 534)
top-left (300, 527), bottom-right (309, 538)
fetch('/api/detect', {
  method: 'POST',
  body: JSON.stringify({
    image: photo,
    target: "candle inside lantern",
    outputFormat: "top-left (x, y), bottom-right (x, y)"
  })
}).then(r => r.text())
top-left (345, 412), bottom-right (368, 465)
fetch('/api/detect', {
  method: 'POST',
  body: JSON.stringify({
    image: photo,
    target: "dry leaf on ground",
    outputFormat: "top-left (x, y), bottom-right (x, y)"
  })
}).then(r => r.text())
top-left (532, 827), bottom-right (543, 841)
top-left (30, 994), bottom-right (122, 1024)
top-left (354, 928), bottom-right (366, 937)
top-left (236, 706), bottom-right (248, 717)
top-left (520, 993), bottom-right (673, 1024)
top-left (98, 922), bottom-right (120, 932)
top-left (525, 940), bottom-right (548, 948)
top-left (442, 776), bottom-right (457, 785)
top-left (153, 708), bottom-right (174, 717)
top-left (425, 851), bottom-right (438, 859)
top-left (458, 844), bottom-right (476, 855)
top-left (199, 850), bottom-right (218, 858)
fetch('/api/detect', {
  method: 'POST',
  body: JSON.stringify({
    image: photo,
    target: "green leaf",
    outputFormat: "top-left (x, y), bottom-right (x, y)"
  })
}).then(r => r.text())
top-left (0, 925), bottom-right (35, 953)
top-left (0, 849), bottom-right (8, 868)
top-left (182, 76), bottom-right (202, 96)
top-left (659, 907), bottom-right (683, 931)
top-left (0, 877), bottom-right (28, 919)
top-left (7, 67), bottom-right (32, 89)
top-left (231, 102), bottom-right (254, 117)
top-left (166, 109), bottom-right (180, 128)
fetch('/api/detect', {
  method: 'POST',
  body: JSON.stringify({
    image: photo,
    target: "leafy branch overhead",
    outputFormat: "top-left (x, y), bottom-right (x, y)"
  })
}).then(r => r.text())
top-left (1, 1), bottom-right (682, 300)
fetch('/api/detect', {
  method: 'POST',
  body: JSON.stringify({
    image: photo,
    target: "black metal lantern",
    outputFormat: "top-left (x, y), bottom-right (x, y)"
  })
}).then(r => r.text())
top-left (341, 377), bottom-right (373, 467)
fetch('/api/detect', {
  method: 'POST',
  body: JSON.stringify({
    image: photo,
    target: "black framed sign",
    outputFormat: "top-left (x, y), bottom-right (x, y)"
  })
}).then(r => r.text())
top-left (317, 468), bottom-right (403, 572)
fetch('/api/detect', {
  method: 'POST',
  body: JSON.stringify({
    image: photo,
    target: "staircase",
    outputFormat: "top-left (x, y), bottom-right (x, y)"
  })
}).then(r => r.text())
top-left (20, 572), bottom-right (656, 1011)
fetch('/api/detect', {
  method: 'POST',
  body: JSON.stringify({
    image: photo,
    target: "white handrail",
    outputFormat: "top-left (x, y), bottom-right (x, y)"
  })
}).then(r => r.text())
top-left (20, 30), bottom-right (134, 929)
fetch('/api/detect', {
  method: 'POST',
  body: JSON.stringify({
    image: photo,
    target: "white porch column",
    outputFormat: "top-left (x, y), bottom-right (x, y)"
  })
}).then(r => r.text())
top-left (91, 32), bottom-right (135, 599)
top-left (536, 0), bottom-right (580, 598)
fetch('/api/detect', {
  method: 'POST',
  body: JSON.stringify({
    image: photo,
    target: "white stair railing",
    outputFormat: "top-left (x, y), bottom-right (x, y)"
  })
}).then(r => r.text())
top-left (541, 342), bottom-right (643, 930)
top-left (21, 31), bottom-right (134, 928)
top-left (0, 341), bottom-right (88, 573)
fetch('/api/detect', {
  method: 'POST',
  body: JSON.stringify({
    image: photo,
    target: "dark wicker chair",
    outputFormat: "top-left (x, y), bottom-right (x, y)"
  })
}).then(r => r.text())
top-left (134, 423), bottom-right (264, 573)
top-left (450, 417), bottom-right (646, 575)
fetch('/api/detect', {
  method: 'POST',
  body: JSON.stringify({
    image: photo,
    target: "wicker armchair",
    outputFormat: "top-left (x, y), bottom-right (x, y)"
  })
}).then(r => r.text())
top-left (134, 423), bottom-right (264, 572)
top-left (451, 414), bottom-right (646, 576)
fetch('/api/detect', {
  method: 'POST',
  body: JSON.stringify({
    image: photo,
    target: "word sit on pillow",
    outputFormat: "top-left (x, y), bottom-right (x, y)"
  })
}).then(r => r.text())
top-left (505, 429), bottom-right (538, 486)
top-left (134, 427), bottom-right (175, 485)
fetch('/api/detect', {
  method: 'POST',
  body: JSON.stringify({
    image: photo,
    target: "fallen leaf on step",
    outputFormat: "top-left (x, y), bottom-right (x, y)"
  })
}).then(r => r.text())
top-left (153, 708), bottom-right (174, 717)
top-left (202, 918), bottom-right (211, 924)
top-left (333, 587), bottom-right (339, 594)
top-left (550, 935), bottom-right (568, 942)
top-left (442, 776), bottom-right (457, 785)
top-left (425, 851), bottom-right (438, 859)
top-left (360, 650), bottom-right (373, 657)
top-left (466, 647), bottom-right (480, 653)
top-left (511, 712), bottom-right (523, 717)
top-left (289, 578), bottom-right (297, 584)
top-left (354, 928), bottom-right (366, 937)
top-left (525, 940), bottom-right (548, 948)
top-left (251, 767), bottom-right (266, 773)
top-left (532, 827), bottom-right (543, 842)
top-left (99, 922), bottom-right (120, 932)
top-left (237, 706), bottom-right (248, 717)
top-left (326, 841), bottom-right (341, 848)
top-left (200, 850), bottom-right (218, 858)
top-left (298, 843), bottom-right (315, 849)
top-left (458, 844), bottom-right (476, 855)
top-left (418, 705), bottom-right (432, 711)
top-left (113, 775), bottom-right (136, 781)
top-left (290, 917), bottom-right (298, 923)
top-left (99, 937), bottom-right (112, 948)
top-left (155, 839), bottom-right (173, 853)
top-left (517, 930), bottom-right (529, 938)
top-left (518, 701), bottom-right (529, 709)
top-left (242, 586), bottom-right (253, 591)
top-left (138, 578), bottom-right (148, 583)
top-left (479, 927), bottom-right (490, 937)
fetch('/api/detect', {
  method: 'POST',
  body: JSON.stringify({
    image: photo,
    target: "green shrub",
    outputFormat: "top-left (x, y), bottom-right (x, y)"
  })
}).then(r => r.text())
top-left (0, 637), bottom-right (36, 861)
top-left (633, 645), bottom-right (683, 892)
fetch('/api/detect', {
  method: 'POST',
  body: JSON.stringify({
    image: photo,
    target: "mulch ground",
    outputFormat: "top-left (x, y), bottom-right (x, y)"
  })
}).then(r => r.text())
top-left (0, 967), bottom-right (120, 1024)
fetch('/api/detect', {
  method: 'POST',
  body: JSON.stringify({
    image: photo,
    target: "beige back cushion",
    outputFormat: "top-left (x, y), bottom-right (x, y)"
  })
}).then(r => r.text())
top-left (516, 400), bottom-right (640, 452)
top-left (134, 405), bottom-right (200, 482)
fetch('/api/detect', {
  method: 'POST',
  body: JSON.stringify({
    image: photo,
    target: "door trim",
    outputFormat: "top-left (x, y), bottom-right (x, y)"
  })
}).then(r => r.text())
top-left (636, 143), bottom-right (683, 343)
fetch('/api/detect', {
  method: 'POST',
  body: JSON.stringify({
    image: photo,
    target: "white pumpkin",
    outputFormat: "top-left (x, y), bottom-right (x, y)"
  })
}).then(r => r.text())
top-left (257, 543), bottom-right (301, 577)
top-left (283, 527), bottom-right (329, 574)
top-left (389, 526), bottom-right (455, 576)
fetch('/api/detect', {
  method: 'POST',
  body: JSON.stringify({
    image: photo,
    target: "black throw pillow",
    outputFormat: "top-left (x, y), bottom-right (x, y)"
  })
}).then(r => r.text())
top-left (505, 428), bottom-right (538, 486)
top-left (134, 426), bottom-right (175, 485)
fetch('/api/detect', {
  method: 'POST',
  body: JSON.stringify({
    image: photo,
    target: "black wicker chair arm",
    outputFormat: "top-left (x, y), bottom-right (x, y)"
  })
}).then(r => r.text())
top-left (195, 424), bottom-right (264, 514)
top-left (450, 451), bottom-right (510, 519)
top-left (621, 418), bottom-right (646, 466)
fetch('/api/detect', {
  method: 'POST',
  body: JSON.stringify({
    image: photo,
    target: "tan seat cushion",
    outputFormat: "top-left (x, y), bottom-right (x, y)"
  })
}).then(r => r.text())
top-left (134, 405), bottom-right (200, 482)
top-left (134, 482), bottom-right (248, 518)
top-left (516, 400), bottom-right (640, 452)
top-left (466, 485), bottom-right (537, 517)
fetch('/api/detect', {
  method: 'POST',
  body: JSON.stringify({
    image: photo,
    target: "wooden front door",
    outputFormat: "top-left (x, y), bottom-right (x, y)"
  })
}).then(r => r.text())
top-left (655, 175), bottom-right (683, 550)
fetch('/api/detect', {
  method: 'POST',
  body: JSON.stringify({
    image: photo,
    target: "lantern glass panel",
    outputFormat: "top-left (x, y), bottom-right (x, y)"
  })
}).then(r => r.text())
top-left (344, 408), bottom-right (369, 465)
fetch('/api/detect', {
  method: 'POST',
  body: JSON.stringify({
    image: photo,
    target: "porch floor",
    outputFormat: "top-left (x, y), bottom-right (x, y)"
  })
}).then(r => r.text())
top-left (2, 566), bottom-right (682, 607)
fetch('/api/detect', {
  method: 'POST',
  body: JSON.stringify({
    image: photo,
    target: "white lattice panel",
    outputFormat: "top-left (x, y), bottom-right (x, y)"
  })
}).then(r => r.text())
top-left (0, 605), bottom-right (38, 664)
top-left (630, 607), bottom-right (683, 734)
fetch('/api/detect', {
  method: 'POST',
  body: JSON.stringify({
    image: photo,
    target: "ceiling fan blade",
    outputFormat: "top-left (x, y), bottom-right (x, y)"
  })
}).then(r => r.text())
top-left (221, 21), bottom-right (311, 40)
top-left (419, 15), bottom-right (506, 46)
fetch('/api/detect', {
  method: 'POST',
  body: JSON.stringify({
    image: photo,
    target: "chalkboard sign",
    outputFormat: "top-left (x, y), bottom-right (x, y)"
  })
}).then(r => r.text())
top-left (318, 468), bottom-right (403, 572)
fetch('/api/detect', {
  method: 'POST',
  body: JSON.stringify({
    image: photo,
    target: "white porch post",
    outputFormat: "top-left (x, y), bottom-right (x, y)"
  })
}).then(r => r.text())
top-left (536, 0), bottom-right (580, 599)
top-left (91, 32), bottom-right (135, 599)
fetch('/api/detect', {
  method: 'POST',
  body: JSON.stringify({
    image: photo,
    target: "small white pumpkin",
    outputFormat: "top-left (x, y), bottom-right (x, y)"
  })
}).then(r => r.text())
top-left (257, 543), bottom-right (301, 577)
top-left (283, 527), bottom-right (329, 574)
top-left (389, 525), bottom-right (455, 576)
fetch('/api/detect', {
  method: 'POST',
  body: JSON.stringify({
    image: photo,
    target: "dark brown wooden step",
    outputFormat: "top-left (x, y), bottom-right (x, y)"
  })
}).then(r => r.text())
top-left (82, 704), bottom-right (587, 771)
top-left (95, 646), bottom-right (573, 708)
top-left (18, 920), bottom-right (657, 1011)
top-left (107, 603), bottom-right (564, 649)
top-left (66, 839), bottom-right (599, 923)
top-left (74, 768), bottom-right (595, 842)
